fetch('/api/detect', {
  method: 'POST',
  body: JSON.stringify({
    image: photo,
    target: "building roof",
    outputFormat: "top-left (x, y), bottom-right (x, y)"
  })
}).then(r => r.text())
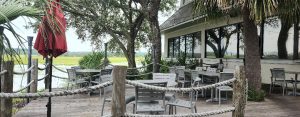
top-left (160, 2), bottom-right (204, 31)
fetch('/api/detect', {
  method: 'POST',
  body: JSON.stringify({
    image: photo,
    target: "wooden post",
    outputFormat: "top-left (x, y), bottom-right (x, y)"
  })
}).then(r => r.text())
top-left (0, 61), bottom-right (14, 117)
top-left (111, 66), bottom-right (127, 117)
top-left (232, 66), bottom-right (246, 117)
top-left (30, 59), bottom-right (38, 94)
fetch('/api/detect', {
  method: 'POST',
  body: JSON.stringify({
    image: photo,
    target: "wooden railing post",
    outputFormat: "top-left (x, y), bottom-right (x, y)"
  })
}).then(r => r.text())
top-left (111, 66), bottom-right (127, 117)
top-left (30, 59), bottom-right (38, 94)
top-left (232, 66), bottom-right (246, 117)
top-left (0, 61), bottom-right (14, 117)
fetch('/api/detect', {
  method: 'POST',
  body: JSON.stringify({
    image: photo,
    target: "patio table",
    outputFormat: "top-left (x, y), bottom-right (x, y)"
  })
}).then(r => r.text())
top-left (285, 71), bottom-right (300, 96)
top-left (76, 69), bottom-right (101, 95)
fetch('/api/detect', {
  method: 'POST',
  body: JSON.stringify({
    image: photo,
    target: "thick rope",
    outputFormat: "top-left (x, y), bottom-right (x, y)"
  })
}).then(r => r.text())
top-left (0, 70), bottom-right (7, 75)
top-left (126, 72), bottom-right (153, 77)
top-left (13, 74), bottom-right (50, 93)
top-left (52, 65), bottom-right (68, 73)
top-left (13, 80), bottom-right (35, 93)
top-left (52, 75), bottom-right (68, 79)
top-left (38, 64), bottom-right (49, 70)
top-left (0, 81), bottom-right (112, 98)
top-left (13, 65), bottom-right (35, 75)
top-left (127, 63), bottom-right (153, 70)
top-left (37, 74), bottom-right (49, 81)
top-left (124, 107), bottom-right (235, 117)
top-left (126, 78), bottom-right (236, 93)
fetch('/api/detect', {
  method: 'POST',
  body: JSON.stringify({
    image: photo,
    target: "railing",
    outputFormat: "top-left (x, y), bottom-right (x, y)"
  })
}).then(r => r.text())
top-left (0, 62), bottom-right (247, 117)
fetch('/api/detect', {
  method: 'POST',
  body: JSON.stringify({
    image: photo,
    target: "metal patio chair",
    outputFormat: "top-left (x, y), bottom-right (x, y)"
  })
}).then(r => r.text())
top-left (216, 72), bottom-right (234, 105)
top-left (166, 91), bottom-right (197, 114)
top-left (133, 82), bottom-right (167, 114)
top-left (269, 68), bottom-right (294, 96)
top-left (66, 69), bottom-right (88, 90)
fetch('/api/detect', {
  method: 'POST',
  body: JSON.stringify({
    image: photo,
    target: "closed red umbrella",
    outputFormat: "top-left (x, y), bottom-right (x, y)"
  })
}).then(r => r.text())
top-left (34, 0), bottom-right (67, 57)
top-left (34, 0), bottom-right (67, 117)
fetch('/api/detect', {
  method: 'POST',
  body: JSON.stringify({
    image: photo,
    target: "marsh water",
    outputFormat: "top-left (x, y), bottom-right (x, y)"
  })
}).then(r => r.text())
top-left (13, 65), bottom-right (70, 92)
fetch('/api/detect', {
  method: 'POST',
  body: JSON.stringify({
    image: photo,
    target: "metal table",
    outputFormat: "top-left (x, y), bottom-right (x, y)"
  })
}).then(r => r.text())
top-left (76, 69), bottom-right (101, 95)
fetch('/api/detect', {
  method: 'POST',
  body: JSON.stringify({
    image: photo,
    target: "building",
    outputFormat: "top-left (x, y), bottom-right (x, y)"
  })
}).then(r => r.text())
top-left (160, 0), bottom-right (300, 84)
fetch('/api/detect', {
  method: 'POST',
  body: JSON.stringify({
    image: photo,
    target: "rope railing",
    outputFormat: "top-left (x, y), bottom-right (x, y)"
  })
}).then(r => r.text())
top-left (127, 63), bottom-right (153, 70)
top-left (12, 74), bottom-right (50, 93)
top-left (0, 70), bottom-right (7, 75)
top-left (38, 64), bottom-right (49, 70)
top-left (37, 74), bottom-right (49, 81)
top-left (0, 81), bottom-right (112, 98)
top-left (126, 72), bottom-right (153, 77)
top-left (52, 65), bottom-right (68, 73)
top-left (13, 65), bottom-right (35, 75)
top-left (13, 80), bottom-right (35, 93)
top-left (126, 78), bottom-right (236, 93)
top-left (124, 107), bottom-right (235, 117)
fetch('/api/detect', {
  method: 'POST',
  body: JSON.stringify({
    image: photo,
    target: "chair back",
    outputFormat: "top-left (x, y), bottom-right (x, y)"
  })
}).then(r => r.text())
top-left (195, 67), bottom-right (204, 71)
top-left (169, 67), bottom-right (176, 73)
top-left (222, 69), bottom-right (234, 73)
top-left (67, 69), bottom-right (77, 81)
top-left (270, 68), bottom-right (285, 81)
top-left (219, 72), bottom-right (234, 82)
top-left (100, 69), bottom-right (113, 96)
top-left (176, 68), bottom-right (185, 78)
top-left (135, 82), bottom-right (167, 102)
top-left (207, 67), bottom-right (217, 72)
top-left (190, 70), bottom-right (199, 81)
top-left (153, 73), bottom-right (176, 87)
top-left (175, 66), bottom-right (185, 69)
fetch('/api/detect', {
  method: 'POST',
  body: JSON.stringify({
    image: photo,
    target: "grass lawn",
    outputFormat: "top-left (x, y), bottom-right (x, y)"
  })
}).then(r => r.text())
top-left (15, 55), bottom-right (144, 66)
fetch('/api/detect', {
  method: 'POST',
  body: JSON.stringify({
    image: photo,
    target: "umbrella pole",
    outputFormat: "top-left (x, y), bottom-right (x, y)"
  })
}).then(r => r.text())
top-left (47, 55), bottom-right (53, 117)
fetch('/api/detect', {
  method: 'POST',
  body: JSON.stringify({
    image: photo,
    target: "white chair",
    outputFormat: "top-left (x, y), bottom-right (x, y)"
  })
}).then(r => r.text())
top-left (216, 72), bottom-right (234, 105)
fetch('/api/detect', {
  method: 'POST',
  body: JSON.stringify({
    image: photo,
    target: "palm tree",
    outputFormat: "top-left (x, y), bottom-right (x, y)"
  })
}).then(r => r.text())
top-left (0, 0), bottom-right (41, 62)
top-left (194, 0), bottom-right (278, 91)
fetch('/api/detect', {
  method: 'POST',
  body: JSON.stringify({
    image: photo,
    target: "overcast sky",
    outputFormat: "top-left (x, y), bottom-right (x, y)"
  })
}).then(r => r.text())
top-left (6, 4), bottom-right (178, 53)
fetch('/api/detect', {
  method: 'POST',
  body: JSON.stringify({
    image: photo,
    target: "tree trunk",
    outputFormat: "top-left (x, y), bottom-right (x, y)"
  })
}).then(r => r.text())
top-left (144, 0), bottom-right (161, 73)
top-left (293, 18), bottom-right (299, 60)
top-left (278, 19), bottom-right (292, 59)
top-left (127, 39), bottom-right (136, 68)
top-left (242, 1), bottom-right (262, 91)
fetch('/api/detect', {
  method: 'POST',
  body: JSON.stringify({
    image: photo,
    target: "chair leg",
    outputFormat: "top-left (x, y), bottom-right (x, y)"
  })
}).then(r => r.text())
top-left (175, 106), bottom-right (177, 114)
top-left (194, 105), bottom-right (197, 113)
top-left (219, 90), bottom-right (221, 105)
top-left (269, 82), bottom-right (272, 94)
top-left (282, 83), bottom-right (285, 96)
top-left (101, 100), bottom-right (106, 116)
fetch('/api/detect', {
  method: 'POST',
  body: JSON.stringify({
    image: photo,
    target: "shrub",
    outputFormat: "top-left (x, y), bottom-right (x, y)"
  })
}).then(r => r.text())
top-left (79, 52), bottom-right (104, 69)
top-left (247, 89), bottom-right (265, 102)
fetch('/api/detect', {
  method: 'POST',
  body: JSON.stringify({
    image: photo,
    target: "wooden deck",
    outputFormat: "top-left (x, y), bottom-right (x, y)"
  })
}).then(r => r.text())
top-left (14, 88), bottom-right (300, 117)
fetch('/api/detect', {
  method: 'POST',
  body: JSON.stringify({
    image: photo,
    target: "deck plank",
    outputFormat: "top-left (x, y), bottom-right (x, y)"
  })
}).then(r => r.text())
top-left (13, 88), bottom-right (300, 117)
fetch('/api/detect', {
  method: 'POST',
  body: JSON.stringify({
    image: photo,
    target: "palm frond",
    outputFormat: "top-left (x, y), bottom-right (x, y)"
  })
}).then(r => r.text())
top-left (0, 0), bottom-right (42, 62)
top-left (0, 1), bottom-right (41, 24)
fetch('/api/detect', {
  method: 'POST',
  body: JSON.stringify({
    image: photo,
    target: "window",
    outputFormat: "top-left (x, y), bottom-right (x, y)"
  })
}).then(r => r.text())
top-left (205, 23), bottom-right (243, 58)
top-left (167, 32), bottom-right (201, 58)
